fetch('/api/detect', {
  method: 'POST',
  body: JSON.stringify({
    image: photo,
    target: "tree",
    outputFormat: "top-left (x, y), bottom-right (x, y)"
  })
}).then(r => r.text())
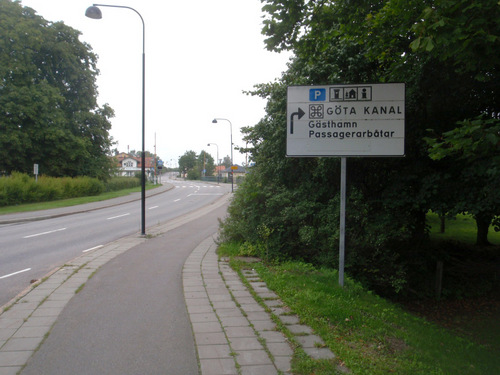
top-left (0, 0), bottom-right (114, 179)
top-left (426, 116), bottom-right (500, 245)
top-left (222, 156), bottom-right (232, 168)
top-left (178, 150), bottom-right (197, 175)
top-left (410, 0), bottom-right (500, 244)
top-left (198, 151), bottom-right (215, 177)
top-left (221, 0), bottom-right (500, 295)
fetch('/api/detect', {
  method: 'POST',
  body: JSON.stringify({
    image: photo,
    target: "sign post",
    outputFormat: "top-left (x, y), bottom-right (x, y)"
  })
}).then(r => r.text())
top-left (34, 164), bottom-right (39, 183)
top-left (287, 83), bottom-right (405, 286)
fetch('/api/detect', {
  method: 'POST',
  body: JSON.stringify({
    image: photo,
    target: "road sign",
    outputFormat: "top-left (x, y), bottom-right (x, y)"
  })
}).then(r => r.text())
top-left (287, 83), bottom-right (405, 157)
top-left (231, 166), bottom-right (238, 170)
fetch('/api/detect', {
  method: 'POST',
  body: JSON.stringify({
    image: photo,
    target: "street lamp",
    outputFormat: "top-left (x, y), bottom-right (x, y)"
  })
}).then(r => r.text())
top-left (212, 118), bottom-right (233, 192)
top-left (86, 4), bottom-right (147, 235)
top-left (207, 143), bottom-right (219, 184)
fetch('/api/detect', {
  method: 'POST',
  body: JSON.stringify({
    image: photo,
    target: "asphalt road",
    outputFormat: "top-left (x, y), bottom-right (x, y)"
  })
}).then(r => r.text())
top-left (0, 178), bottom-right (231, 307)
top-left (20, 200), bottom-right (230, 375)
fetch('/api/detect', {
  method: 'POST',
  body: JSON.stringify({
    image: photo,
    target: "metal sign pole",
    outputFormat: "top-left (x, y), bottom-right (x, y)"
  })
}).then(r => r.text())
top-left (339, 157), bottom-right (346, 287)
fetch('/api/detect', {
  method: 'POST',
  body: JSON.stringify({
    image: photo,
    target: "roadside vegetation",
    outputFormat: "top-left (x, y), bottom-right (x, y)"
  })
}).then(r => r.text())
top-left (215, 1), bottom-right (499, 373)
top-left (0, 173), bottom-right (141, 210)
top-left (218, 214), bottom-right (500, 374)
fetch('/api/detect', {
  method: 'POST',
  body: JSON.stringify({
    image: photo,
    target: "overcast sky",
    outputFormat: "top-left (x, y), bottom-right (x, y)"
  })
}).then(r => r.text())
top-left (20, 0), bottom-right (290, 167)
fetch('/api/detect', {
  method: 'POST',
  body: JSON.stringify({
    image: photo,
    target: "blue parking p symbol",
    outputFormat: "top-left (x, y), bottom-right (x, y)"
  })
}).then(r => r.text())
top-left (310, 88), bottom-right (326, 101)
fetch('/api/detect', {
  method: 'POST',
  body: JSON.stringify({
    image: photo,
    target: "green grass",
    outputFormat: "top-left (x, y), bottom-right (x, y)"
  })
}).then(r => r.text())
top-left (219, 242), bottom-right (499, 374)
top-left (0, 184), bottom-right (159, 215)
top-left (427, 212), bottom-right (500, 245)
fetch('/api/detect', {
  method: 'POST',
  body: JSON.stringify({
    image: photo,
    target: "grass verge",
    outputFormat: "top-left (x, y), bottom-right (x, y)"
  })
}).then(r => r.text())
top-left (427, 212), bottom-right (500, 245)
top-left (0, 184), bottom-right (160, 215)
top-left (218, 237), bottom-right (499, 375)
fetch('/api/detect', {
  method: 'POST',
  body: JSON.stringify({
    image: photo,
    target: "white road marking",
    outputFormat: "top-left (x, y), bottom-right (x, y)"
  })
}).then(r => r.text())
top-left (23, 228), bottom-right (66, 239)
top-left (174, 199), bottom-right (181, 202)
top-left (0, 268), bottom-right (31, 280)
top-left (188, 193), bottom-right (224, 197)
top-left (148, 206), bottom-right (159, 210)
top-left (83, 245), bottom-right (104, 253)
top-left (106, 213), bottom-right (130, 220)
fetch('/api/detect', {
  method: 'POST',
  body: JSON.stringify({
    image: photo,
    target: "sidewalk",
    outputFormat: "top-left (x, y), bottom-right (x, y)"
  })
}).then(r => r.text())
top-left (0, 192), bottom-right (337, 374)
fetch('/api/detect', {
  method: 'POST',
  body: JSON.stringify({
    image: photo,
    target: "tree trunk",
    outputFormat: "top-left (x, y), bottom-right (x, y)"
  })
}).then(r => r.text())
top-left (475, 214), bottom-right (492, 246)
top-left (412, 210), bottom-right (428, 243)
top-left (439, 215), bottom-right (446, 233)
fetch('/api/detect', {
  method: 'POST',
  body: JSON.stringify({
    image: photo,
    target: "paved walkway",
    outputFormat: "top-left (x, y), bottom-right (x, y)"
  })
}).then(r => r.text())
top-left (0, 190), bottom-right (339, 374)
top-left (184, 237), bottom-right (337, 375)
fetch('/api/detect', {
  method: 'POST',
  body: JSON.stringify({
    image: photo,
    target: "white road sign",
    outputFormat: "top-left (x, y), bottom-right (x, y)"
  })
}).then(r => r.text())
top-left (287, 83), bottom-right (405, 157)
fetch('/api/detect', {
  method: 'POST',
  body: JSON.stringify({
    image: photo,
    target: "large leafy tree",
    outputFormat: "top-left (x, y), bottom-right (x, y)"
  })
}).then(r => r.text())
top-left (221, 0), bottom-right (500, 295)
top-left (0, 0), bottom-right (114, 179)
top-left (409, 0), bottom-right (500, 244)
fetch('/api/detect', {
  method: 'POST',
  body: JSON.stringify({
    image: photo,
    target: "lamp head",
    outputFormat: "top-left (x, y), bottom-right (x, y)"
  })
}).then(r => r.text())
top-left (212, 119), bottom-right (217, 124)
top-left (85, 6), bottom-right (102, 19)
top-left (207, 143), bottom-right (211, 146)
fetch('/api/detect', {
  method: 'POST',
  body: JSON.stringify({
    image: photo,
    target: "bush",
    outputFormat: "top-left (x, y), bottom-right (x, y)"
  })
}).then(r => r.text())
top-left (104, 177), bottom-right (140, 192)
top-left (0, 173), bottom-right (106, 206)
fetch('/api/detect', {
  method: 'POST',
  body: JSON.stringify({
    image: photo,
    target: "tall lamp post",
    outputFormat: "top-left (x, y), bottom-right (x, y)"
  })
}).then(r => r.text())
top-left (212, 118), bottom-right (233, 192)
top-left (207, 143), bottom-right (219, 184)
top-left (86, 4), bottom-right (147, 235)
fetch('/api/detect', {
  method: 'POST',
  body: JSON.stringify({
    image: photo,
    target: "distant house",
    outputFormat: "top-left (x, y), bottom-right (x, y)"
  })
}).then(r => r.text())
top-left (220, 165), bottom-right (247, 181)
top-left (114, 153), bottom-right (155, 178)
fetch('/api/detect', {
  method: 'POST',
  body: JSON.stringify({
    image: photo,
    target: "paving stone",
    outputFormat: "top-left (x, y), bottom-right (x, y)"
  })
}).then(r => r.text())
top-left (236, 349), bottom-right (272, 365)
top-left (185, 297), bottom-right (211, 306)
top-left (279, 315), bottom-right (300, 325)
top-left (295, 334), bottom-right (325, 348)
top-left (199, 358), bottom-right (237, 375)
top-left (239, 364), bottom-right (278, 375)
top-left (274, 356), bottom-right (293, 374)
top-left (260, 331), bottom-right (288, 343)
top-left (29, 308), bottom-right (61, 318)
top-left (303, 347), bottom-right (336, 360)
top-left (197, 344), bottom-right (233, 359)
top-left (225, 326), bottom-right (255, 338)
top-left (189, 312), bottom-right (219, 323)
top-left (216, 308), bottom-right (244, 318)
top-left (212, 301), bottom-right (238, 309)
top-left (287, 324), bottom-right (313, 335)
top-left (267, 342), bottom-right (293, 356)
top-left (230, 337), bottom-right (263, 351)
top-left (22, 316), bottom-right (57, 329)
top-left (0, 330), bottom-right (17, 342)
top-left (185, 291), bottom-right (207, 299)
top-left (219, 316), bottom-right (249, 327)
top-left (195, 332), bottom-right (228, 345)
top-left (270, 307), bottom-right (291, 316)
top-left (1, 337), bottom-right (42, 351)
top-left (231, 290), bottom-right (253, 298)
top-left (0, 350), bottom-right (33, 366)
top-left (263, 299), bottom-right (283, 308)
top-left (0, 319), bottom-right (23, 330)
top-left (210, 294), bottom-right (233, 302)
top-left (239, 304), bottom-right (266, 313)
top-left (12, 326), bottom-right (49, 339)
top-left (236, 297), bottom-right (258, 305)
top-left (187, 304), bottom-right (214, 314)
top-left (246, 311), bottom-right (271, 321)
top-left (192, 322), bottom-right (223, 333)
top-left (251, 319), bottom-right (276, 331)
top-left (0, 365), bottom-right (23, 375)
top-left (257, 292), bottom-right (279, 299)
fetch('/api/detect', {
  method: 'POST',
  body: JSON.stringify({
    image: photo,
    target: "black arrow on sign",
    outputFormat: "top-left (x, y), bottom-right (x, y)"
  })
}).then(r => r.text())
top-left (290, 107), bottom-right (305, 134)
